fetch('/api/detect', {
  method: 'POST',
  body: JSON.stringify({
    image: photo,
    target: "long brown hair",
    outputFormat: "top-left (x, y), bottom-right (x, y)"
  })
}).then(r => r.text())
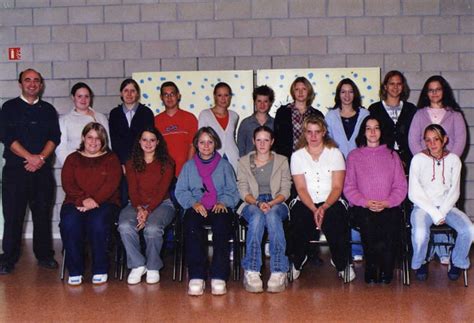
top-left (131, 128), bottom-right (173, 173)
top-left (296, 115), bottom-right (337, 150)
top-left (79, 122), bottom-right (109, 153)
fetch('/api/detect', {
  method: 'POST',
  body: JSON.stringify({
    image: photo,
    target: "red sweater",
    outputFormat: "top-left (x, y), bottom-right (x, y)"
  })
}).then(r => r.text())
top-left (125, 159), bottom-right (174, 212)
top-left (62, 151), bottom-right (122, 207)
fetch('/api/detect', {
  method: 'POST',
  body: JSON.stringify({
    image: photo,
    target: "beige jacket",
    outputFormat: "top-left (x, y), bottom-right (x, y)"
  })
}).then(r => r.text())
top-left (237, 151), bottom-right (292, 212)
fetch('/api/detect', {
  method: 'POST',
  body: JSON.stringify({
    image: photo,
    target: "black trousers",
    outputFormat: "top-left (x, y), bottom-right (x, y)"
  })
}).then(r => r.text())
top-left (289, 200), bottom-right (349, 271)
top-left (351, 206), bottom-right (401, 274)
top-left (1, 166), bottom-right (55, 265)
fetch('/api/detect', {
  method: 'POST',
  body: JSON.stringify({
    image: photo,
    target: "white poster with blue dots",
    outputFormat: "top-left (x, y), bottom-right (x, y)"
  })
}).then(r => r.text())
top-left (132, 70), bottom-right (254, 120)
top-left (256, 67), bottom-right (380, 116)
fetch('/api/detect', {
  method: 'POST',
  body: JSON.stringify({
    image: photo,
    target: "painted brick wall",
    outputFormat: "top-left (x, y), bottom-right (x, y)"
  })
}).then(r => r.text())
top-left (0, 0), bottom-right (472, 238)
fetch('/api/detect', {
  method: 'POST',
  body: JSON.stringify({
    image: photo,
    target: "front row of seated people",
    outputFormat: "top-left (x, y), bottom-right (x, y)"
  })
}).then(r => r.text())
top-left (59, 118), bottom-right (473, 293)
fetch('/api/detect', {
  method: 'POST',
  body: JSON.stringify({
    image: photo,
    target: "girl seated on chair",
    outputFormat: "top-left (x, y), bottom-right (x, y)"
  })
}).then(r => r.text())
top-left (175, 126), bottom-right (240, 296)
top-left (118, 128), bottom-right (175, 285)
top-left (409, 124), bottom-right (474, 281)
top-left (237, 126), bottom-right (292, 293)
top-left (60, 122), bottom-right (121, 286)
top-left (344, 116), bottom-right (407, 284)
top-left (289, 115), bottom-right (354, 282)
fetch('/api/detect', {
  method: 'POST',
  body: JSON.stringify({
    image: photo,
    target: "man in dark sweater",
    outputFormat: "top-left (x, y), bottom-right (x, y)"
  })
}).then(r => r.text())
top-left (0, 69), bottom-right (61, 274)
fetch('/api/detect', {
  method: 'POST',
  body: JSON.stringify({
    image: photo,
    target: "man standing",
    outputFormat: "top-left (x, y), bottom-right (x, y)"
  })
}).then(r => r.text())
top-left (154, 82), bottom-right (198, 177)
top-left (0, 69), bottom-right (61, 274)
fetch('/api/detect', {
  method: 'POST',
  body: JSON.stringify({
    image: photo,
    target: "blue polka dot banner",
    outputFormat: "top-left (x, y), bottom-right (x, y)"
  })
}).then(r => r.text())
top-left (132, 70), bottom-right (254, 121)
top-left (256, 67), bottom-right (381, 116)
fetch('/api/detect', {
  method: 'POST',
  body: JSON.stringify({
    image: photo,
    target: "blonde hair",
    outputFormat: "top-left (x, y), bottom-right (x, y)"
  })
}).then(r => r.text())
top-left (296, 115), bottom-right (337, 150)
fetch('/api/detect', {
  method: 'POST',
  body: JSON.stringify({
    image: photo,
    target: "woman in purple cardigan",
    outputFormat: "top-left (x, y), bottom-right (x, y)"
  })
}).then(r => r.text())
top-left (344, 115), bottom-right (407, 284)
top-left (408, 75), bottom-right (466, 157)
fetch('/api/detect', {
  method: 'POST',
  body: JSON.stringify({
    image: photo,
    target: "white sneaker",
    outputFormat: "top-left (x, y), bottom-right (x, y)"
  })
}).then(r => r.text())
top-left (264, 242), bottom-right (270, 258)
top-left (188, 279), bottom-right (205, 296)
top-left (267, 272), bottom-right (288, 293)
top-left (291, 255), bottom-right (308, 280)
top-left (353, 255), bottom-right (363, 262)
top-left (92, 274), bottom-right (108, 285)
top-left (146, 270), bottom-right (160, 284)
top-left (127, 266), bottom-right (147, 285)
top-left (68, 275), bottom-right (83, 286)
top-left (243, 270), bottom-right (263, 293)
top-left (339, 266), bottom-right (356, 282)
top-left (211, 279), bottom-right (227, 295)
top-left (440, 256), bottom-right (450, 265)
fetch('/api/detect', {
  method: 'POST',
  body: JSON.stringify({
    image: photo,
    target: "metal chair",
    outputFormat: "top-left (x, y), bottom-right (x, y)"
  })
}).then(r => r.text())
top-left (427, 223), bottom-right (468, 287)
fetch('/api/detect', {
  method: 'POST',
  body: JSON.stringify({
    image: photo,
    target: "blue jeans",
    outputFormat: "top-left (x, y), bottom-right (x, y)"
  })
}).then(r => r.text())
top-left (60, 203), bottom-right (115, 276)
top-left (411, 206), bottom-right (474, 270)
top-left (351, 230), bottom-right (364, 257)
top-left (241, 194), bottom-right (289, 273)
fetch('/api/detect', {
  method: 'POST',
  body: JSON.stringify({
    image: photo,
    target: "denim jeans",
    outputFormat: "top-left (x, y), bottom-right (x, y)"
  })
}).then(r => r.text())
top-left (60, 203), bottom-right (115, 276)
top-left (351, 230), bottom-right (364, 257)
top-left (241, 194), bottom-right (289, 273)
top-left (118, 199), bottom-right (175, 271)
top-left (411, 206), bottom-right (474, 269)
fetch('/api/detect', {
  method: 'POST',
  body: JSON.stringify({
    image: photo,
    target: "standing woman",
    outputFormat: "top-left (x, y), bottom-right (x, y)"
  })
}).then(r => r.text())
top-left (409, 124), bottom-right (474, 281)
top-left (325, 78), bottom-right (369, 262)
top-left (118, 128), bottom-right (175, 285)
top-left (344, 116), bottom-right (407, 284)
top-left (409, 75), bottom-right (466, 157)
top-left (175, 127), bottom-right (239, 296)
top-left (408, 75), bottom-right (467, 264)
top-left (60, 122), bottom-right (121, 285)
top-left (56, 82), bottom-right (109, 166)
top-left (273, 76), bottom-right (324, 160)
top-left (325, 78), bottom-right (369, 159)
top-left (368, 71), bottom-right (417, 170)
top-left (109, 79), bottom-right (155, 206)
top-left (289, 116), bottom-right (354, 282)
top-left (198, 82), bottom-right (239, 172)
top-left (237, 126), bottom-right (291, 293)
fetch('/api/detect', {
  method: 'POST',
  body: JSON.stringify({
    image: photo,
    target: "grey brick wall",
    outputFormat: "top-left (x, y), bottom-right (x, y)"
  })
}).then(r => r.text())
top-left (0, 0), bottom-right (472, 237)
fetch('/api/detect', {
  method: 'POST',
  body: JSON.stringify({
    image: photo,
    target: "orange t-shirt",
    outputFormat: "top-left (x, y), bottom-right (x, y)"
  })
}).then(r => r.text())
top-left (155, 109), bottom-right (198, 176)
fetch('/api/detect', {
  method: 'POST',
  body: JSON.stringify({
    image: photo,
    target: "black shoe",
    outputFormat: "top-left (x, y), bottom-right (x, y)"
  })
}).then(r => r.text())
top-left (380, 271), bottom-right (393, 284)
top-left (0, 263), bottom-right (14, 275)
top-left (364, 266), bottom-right (378, 284)
top-left (415, 263), bottom-right (428, 281)
top-left (448, 260), bottom-right (462, 281)
top-left (38, 258), bottom-right (59, 269)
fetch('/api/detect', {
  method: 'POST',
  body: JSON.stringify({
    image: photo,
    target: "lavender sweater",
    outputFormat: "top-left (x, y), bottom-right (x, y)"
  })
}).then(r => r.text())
top-left (408, 107), bottom-right (466, 157)
top-left (344, 145), bottom-right (407, 208)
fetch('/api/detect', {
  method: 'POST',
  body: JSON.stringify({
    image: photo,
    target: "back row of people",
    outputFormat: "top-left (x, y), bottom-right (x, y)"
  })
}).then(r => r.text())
top-left (0, 69), bottom-right (471, 294)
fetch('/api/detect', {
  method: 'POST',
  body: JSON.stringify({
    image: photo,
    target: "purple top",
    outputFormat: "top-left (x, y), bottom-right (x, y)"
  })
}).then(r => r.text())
top-left (344, 145), bottom-right (407, 208)
top-left (408, 107), bottom-right (466, 157)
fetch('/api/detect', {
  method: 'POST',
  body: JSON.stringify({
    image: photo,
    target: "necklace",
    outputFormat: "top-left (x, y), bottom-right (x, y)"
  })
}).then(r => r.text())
top-left (429, 151), bottom-right (444, 166)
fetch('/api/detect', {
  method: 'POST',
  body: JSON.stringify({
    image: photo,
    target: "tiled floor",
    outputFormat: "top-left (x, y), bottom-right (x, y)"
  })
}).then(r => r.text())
top-left (0, 240), bottom-right (473, 322)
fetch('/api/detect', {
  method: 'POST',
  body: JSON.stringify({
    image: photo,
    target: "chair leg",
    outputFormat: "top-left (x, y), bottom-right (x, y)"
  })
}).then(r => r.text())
top-left (464, 269), bottom-right (468, 287)
top-left (60, 248), bottom-right (66, 280)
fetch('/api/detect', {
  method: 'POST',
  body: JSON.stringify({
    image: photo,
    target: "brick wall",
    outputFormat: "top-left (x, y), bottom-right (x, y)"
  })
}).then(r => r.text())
top-left (0, 0), bottom-right (473, 237)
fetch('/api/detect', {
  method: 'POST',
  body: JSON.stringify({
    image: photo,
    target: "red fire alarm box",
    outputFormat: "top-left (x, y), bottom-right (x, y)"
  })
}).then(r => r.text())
top-left (8, 48), bottom-right (21, 60)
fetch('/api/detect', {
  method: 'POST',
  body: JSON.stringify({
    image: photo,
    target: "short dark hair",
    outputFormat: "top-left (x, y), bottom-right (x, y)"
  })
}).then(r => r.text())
top-left (380, 70), bottom-right (410, 102)
top-left (192, 127), bottom-right (222, 151)
top-left (334, 78), bottom-right (362, 110)
top-left (160, 81), bottom-right (180, 95)
top-left (253, 125), bottom-right (274, 140)
top-left (18, 68), bottom-right (44, 84)
top-left (252, 85), bottom-right (275, 104)
top-left (70, 82), bottom-right (94, 99)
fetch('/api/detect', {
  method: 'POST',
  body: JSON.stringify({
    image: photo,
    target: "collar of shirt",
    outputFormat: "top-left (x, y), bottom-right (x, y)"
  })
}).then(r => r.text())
top-left (20, 95), bottom-right (39, 105)
top-left (122, 103), bottom-right (139, 115)
top-left (71, 107), bottom-right (95, 116)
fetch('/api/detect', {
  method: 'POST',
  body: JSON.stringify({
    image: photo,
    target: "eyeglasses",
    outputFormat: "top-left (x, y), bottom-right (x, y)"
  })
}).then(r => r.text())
top-left (427, 88), bottom-right (442, 94)
top-left (162, 92), bottom-right (177, 98)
